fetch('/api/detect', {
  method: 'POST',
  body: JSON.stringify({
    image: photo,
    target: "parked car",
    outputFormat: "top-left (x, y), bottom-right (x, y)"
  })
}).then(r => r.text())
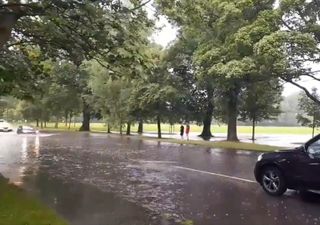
top-left (17, 126), bottom-right (38, 134)
top-left (0, 119), bottom-right (13, 132)
top-left (254, 134), bottom-right (320, 196)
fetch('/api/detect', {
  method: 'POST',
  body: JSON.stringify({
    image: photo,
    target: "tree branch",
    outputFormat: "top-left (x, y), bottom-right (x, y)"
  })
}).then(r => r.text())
top-left (302, 74), bottom-right (320, 82)
top-left (281, 77), bottom-right (320, 105)
top-left (129, 0), bottom-right (152, 11)
top-left (281, 18), bottom-right (294, 31)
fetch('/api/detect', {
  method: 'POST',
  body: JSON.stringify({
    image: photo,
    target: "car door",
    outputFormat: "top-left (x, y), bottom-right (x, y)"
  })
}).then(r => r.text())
top-left (299, 135), bottom-right (320, 189)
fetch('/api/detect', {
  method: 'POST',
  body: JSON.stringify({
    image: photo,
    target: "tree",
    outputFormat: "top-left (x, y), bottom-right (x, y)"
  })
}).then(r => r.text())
top-left (239, 79), bottom-right (282, 141)
top-left (0, 96), bottom-right (17, 119)
top-left (18, 98), bottom-right (49, 127)
top-left (1, 1), bottom-right (154, 132)
top-left (89, 63), bottom-right (133, 134)
top-left (0, 0), bottom-right (153, 49)
top-left (131, 46), bottom-right (177, 138)
top-left (164, 36), bottom-right (215, 139)
top-left (255, 0), bottom-right (320, 105)
top-left (156, 0), bottom-right (280, 141)
top-left (297, 88), bottom-right (320, 137)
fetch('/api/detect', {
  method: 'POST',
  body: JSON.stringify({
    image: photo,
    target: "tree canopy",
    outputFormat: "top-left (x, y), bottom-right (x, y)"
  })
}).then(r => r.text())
top-left (1, 0), bottom-right (319, 141)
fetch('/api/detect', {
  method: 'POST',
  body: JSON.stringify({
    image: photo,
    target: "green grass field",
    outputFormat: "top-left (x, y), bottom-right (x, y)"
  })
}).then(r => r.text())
top-left (0, 176), bottom-right (67, 225)
top-left (34, 122), bottom-right (318, 135)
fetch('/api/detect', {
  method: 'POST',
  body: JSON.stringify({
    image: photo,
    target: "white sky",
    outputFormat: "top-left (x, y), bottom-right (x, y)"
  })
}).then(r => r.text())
top-left (150, 15), bottom-right (177, 47)
top-left (146, 1), bottom-right (316, 97)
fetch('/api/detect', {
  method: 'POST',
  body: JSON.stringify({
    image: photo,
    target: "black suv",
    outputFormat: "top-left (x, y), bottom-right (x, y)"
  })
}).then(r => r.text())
top-left (254, 134), bottom-right (320, 196)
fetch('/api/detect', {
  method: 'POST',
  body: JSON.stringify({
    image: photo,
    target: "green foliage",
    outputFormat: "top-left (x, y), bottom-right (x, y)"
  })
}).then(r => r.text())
top-left (3, 0), bottom-right (320, 140)
top-left (90, 65), bottom-right (133, 129)
top-left (131, 46), bottom-right (178, 120)
top-left (156, 0), bottom-right (281, 141)
top-left (14, 61), bottom-right (82, 125)
top-left (239, 79), bottom-right (283, 123)
top-left (164, 37), bottom-right (209, 124)
top-left (0, 0), bottom-right (153, 101)
top-left (297, 88), bottom-right (320, 136)
top-left (181, 220), bottom-right (194, 225)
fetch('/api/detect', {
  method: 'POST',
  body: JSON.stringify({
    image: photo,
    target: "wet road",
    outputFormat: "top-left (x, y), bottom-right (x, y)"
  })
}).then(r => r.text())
top-left (1, 132), bottom-right (320, 225)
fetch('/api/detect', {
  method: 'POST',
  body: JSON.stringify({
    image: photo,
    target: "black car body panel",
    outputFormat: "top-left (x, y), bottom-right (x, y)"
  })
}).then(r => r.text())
top-left (255, 134), bottom-right (320, 191)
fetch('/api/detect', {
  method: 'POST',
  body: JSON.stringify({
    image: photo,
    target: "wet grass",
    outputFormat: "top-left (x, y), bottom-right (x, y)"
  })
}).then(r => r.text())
top-left (0, 176), bottom-right (67, 225)
top-left (138, 136), bottom-right (283, 152)
top-left (28, 122), bottom-right (317, 135)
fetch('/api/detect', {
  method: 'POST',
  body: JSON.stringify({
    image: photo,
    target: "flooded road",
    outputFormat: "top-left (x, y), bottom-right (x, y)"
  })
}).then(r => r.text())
top-left (1, 132), bottom-right (320, 225)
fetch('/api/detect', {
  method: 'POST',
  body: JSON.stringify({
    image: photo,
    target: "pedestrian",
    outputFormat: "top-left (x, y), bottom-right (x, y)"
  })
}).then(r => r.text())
top-left (186, 124), bottom-right (190, 140)
top-left (180, 124), bottom-right (185, 139)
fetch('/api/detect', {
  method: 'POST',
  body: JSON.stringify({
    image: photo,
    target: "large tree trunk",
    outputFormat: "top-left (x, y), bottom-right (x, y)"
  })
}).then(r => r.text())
top-left (54, 118), bottom-right (59, 128)
top-left (200, 89), bottom-right (214, 140)
top-left (138, 119), bottom-right (143, 134)
top-left (126, 122), bottom-right (131, 135)
top-left (107, 123), bottom-right (111, 133)
top-left (312, 113), bottom-right (316, 137)
top-left (65, 111), bottom-right (68, 127)
top-left (40, 121), bottom-right (43, 129)
top-left (36, 119), bottom-right (39, 128)
top-left (68, 112), bottom-right (72, 129)
top-left (79, 99), bottom-right (90, 132)
top-left (252, 116), bottom-right (256, 142)
top-left (227, 88), bottom-right (239, 142)
top-left (120, 122), bottom-right (123, 135)
top-left (157, 115), bottom-right (161, 139)
top-left (0, 13), bottom-right (19, 48)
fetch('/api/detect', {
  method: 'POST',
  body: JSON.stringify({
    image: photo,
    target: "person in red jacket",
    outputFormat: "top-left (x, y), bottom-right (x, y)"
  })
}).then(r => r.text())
top-left (186, 124), bottom-right (190, 141)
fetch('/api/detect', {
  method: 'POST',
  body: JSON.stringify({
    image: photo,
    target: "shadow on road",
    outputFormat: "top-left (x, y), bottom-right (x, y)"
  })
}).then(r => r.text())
top-left (299, 191), bottom-right (320, 204)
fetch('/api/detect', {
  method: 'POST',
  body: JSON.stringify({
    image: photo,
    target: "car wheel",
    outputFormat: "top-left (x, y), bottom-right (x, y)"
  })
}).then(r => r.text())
top-left (261, 167), bottom-right (287, 196)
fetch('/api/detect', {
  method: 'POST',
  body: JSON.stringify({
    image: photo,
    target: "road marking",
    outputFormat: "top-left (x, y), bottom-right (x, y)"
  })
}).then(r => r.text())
top-left (130, 160), bottom-right (177, 164)
top-left (174, 166), bottom-right (256, 183)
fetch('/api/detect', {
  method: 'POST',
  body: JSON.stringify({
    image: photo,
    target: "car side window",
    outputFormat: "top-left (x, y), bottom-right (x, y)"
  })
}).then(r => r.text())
top-left (308, 140), bottom-right (320, 159)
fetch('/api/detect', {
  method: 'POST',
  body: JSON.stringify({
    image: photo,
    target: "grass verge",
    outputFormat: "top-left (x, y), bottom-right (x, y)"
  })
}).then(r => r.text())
top-left (22, 122), bottom-right (318, 135)
top-left (137, 136), bottom-right (283, 152)
top-left (0, 176), bottom-right (67, 225)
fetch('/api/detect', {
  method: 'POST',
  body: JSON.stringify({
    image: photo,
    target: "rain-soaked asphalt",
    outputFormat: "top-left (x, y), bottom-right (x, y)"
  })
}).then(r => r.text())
top-left (1, 132), bottom-right (320, 225)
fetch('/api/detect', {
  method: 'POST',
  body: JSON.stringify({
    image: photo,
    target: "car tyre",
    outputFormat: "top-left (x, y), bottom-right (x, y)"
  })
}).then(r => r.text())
top-left (261, 166), bottom-right (287, 196)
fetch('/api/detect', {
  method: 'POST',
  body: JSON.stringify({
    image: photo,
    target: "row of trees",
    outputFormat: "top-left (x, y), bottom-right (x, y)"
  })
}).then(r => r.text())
top-left (1, 0), bottom-right (320, 141)
top-left (154, 0), bottom-right (320, 140)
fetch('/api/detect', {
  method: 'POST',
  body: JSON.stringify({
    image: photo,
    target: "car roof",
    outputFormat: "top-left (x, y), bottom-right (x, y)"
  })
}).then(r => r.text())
top-left (23, 126), bottom-right (34, 129)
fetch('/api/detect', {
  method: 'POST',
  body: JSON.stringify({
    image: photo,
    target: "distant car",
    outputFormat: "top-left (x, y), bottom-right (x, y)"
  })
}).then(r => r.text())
top-left (17, 126), bottom-right (38, 134)
top-left (0, 119), bottom-right (13, 132)
top-left (254, 134), bottom-right (320, 196)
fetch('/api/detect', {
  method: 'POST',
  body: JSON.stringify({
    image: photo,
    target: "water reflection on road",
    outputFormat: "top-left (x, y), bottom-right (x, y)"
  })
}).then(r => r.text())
top-left (1, 132), bottom-right (320, 225)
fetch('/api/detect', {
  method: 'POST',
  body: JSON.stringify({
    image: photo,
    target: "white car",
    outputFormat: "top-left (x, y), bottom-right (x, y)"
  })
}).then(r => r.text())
top-left (17, 125), bottom-right (38, 134)
top-left (0, 119), bottom-right (13, 132)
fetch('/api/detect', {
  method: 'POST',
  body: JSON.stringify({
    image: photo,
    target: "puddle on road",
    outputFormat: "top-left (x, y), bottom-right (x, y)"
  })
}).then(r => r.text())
top-left (0, 133), bottom-right (185, 224)
top-left (22, 174), bottom-right (166, 225)
top-left (2, 133), bottom-right (320, 225)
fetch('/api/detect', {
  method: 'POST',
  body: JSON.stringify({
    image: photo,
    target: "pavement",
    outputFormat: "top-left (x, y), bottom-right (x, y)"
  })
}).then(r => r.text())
top-left (1, 132), bottom-right (320, 225)
top-left (140, 132), bottom-right (313, 148)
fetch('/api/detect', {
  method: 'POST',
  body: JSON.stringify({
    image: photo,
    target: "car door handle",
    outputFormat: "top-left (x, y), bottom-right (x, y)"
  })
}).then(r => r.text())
top-left (309, 163), bottom-right (320, 166)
